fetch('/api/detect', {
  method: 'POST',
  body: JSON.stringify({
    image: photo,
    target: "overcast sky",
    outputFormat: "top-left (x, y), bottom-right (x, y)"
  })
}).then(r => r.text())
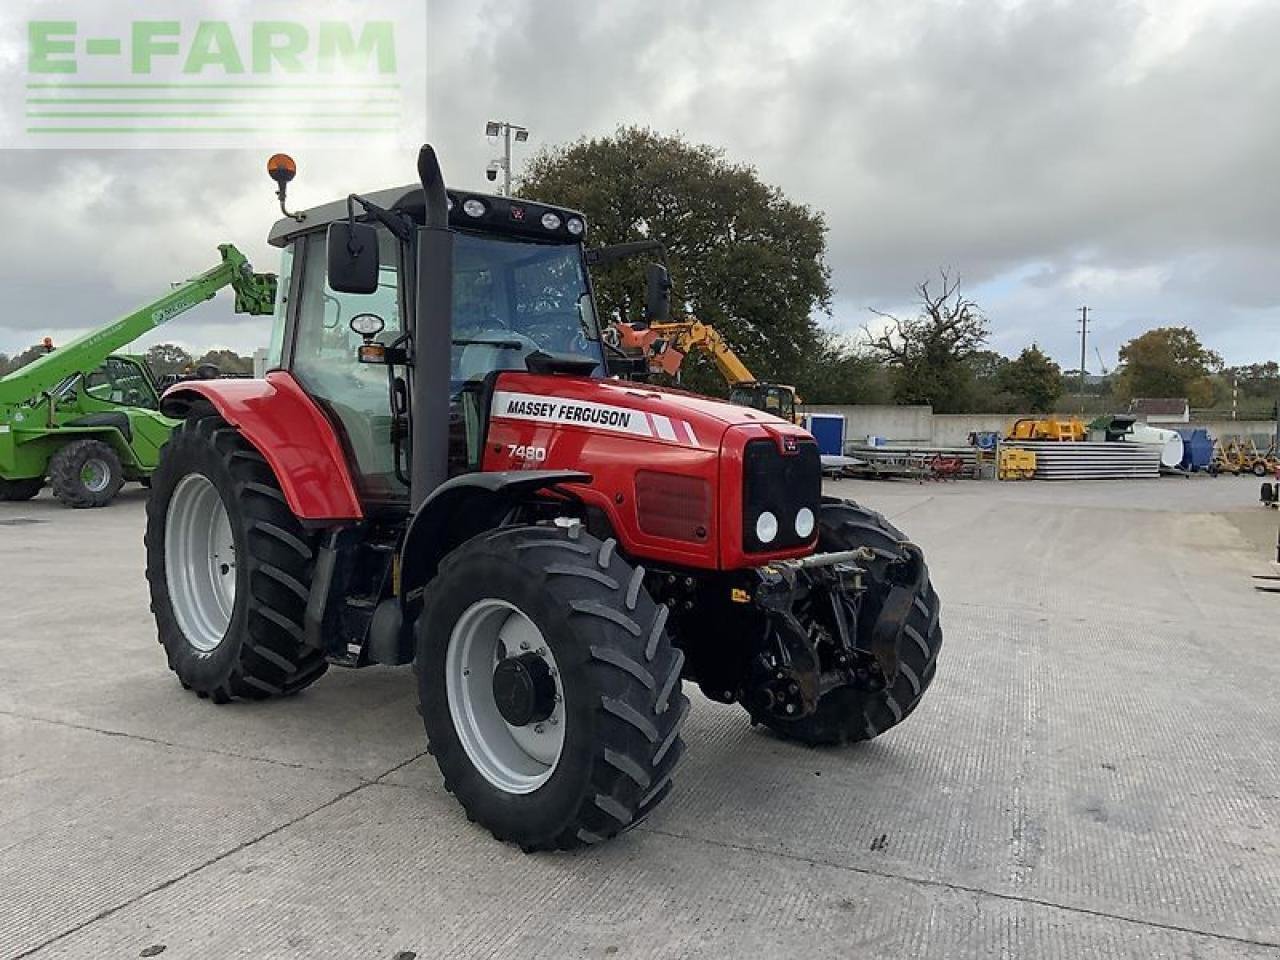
top-left (1, 0), bottom-right (1277, 372)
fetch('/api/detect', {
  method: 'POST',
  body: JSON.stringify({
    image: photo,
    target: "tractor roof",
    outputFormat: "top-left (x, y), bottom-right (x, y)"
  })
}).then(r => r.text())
top-left (268, 186), bottom-right (587, 248)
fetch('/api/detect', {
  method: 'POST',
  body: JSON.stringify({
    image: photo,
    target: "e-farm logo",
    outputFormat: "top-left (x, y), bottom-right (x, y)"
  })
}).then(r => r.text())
top-left (8, 0), bottom-right (427, 149)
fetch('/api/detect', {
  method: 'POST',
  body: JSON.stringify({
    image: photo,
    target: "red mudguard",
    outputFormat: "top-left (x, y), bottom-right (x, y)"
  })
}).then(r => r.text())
top-left (161, 371), bottom-right (363, 523)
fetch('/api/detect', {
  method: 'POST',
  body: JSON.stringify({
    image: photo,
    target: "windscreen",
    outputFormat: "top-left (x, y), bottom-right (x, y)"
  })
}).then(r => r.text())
top-left (451, 232), bottom-right (603, 385)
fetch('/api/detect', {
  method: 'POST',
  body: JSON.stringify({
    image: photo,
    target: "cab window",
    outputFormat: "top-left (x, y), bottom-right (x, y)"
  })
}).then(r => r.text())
top-left (291, 229), bottom-right (406, 500)
top-left (83, 357), bottom-right (157, 409)
top-left (452, 231), bottom-right (601, 386)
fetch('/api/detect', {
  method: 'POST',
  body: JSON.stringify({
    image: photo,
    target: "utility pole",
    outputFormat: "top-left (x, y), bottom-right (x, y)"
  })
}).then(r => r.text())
top-left (1077, 305), bottom-right (1090, 402)
top-left (484, 120), bottom-right (529, 197)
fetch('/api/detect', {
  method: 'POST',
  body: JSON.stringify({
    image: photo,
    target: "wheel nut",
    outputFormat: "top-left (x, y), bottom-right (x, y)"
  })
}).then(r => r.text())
top-left (785, 703), bottom-right (796, 714)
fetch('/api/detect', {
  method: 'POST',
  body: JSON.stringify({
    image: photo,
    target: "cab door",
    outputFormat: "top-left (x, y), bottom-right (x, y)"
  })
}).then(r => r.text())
top-left (287, 228), bottom-right (408, 504)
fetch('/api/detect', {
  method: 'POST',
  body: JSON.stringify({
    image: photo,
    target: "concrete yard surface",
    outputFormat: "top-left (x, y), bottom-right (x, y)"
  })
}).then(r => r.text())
top-left (2, 477), bottom-right (1278, 959)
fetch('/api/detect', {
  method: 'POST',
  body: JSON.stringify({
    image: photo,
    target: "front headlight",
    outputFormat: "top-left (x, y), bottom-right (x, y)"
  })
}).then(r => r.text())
top-left (794, 507), bottom-right (815, 538)
top-left (755, 511), bottom-right (779, 544)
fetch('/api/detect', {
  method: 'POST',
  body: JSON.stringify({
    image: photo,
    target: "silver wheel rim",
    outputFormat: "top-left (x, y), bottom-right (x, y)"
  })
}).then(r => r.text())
top-left (446, 599), bottom-right (565, 794)
top-left (81, 458), bottom-right (110, 493)
top-left (165, 473), bottom-right (236, 653)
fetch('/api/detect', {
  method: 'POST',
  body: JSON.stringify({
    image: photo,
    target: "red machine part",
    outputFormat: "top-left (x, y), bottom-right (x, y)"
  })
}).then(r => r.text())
top-left (161, 371), bottom-right (364, 523)
top-left (163, 368), bottom-right (817, 570)
top-left (483, 371), bottom-right (814, 570)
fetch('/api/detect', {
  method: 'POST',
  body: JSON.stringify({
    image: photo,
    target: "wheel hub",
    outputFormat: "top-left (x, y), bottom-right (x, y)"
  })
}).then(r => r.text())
top-left (81, 458), bottom-right (110, 493)
top-left (445, 599), bottom-right (565, 794)
top-left (492, 653), bottom-right (557, 727)
top-left (164, 473), bottom-right (236, 653)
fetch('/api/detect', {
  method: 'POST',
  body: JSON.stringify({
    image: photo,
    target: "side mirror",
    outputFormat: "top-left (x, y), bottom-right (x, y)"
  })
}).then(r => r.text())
top-left (327, 222), bottom-right (380, 295)
top-left (645, 262), bottom-right (672, 323)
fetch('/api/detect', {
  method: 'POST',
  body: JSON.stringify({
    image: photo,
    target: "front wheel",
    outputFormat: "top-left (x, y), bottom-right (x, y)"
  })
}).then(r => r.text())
top-left (417, 524), bottom-right (689, 851)
top-left (49, 438), bottom-right (123, 508)
top-left (145, 414), bottom-right (328, 702)
top-left (747, 500), bottom-right (943, 745)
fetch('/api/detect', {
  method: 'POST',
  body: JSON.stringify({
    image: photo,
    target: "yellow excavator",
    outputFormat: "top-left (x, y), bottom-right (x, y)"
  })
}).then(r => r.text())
top-left (607, 318), bottom-right (801, 422)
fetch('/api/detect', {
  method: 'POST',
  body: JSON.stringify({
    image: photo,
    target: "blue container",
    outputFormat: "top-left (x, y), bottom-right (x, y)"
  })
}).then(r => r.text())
top-left (1175, 428), bottom-right (1213, 471)
top-left (806, 414), bottom-right (846, 456)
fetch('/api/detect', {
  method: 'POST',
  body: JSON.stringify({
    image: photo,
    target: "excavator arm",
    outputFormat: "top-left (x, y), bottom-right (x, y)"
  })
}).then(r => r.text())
top-left (0, 245), bottom-right (274, 406)
top-left (611, 319), bottom-right (757, 384)
top-left (663, 321), bottom-right (757, 384)
top-left (607, 317), bottom-right (802, 422)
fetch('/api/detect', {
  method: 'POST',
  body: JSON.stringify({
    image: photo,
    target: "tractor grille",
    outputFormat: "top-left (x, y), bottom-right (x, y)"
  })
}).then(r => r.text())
top-left (741, 437), bottom-right (821, 553)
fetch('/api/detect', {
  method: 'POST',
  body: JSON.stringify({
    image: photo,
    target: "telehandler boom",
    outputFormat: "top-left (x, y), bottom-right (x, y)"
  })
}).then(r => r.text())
top-left (0, 245), bottom-right (275, 507)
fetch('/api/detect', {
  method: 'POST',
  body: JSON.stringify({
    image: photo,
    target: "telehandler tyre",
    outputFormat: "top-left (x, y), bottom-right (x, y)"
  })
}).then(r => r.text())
top-left (145, 414), bottom-right (328, 702)
top-left (417, 524), bottom-right (689, 851)
top-left (0, 477), bottom-right (43, 501)
top-left (748, 500), bottom-right (942, 745)
top-left (49, 438), bottom-right (123, 508)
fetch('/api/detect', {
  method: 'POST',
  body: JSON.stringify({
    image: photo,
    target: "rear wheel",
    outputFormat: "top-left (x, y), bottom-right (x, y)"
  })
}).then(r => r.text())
top-left (0, 477), bottom-right (43, 501)
top-left (748, 500), bottom-right (942, 745)
top-left (145, 414), bottom-right (328, 702)
top-left (417, 524), bottom-right (689, 851)
top-left (49, 438), bottom-right (123, 508)
top-left (1253, 461), bottom-right (1270, 478)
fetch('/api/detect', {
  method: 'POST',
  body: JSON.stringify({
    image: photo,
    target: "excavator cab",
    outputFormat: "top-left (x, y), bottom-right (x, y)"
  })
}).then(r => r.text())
top-left (729, 381), bottom-right (797, 423)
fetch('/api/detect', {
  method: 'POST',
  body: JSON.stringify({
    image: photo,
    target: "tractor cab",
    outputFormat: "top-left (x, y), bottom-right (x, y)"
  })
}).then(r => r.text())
top-left (729, 381), bottom-right (797, 423)
top-left (77, 355), bottom-right (162, 409)
top-left (263, 182), bottom-right (601, 506)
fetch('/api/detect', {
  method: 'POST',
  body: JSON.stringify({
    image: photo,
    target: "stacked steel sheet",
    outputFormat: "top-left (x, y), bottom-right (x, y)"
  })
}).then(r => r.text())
top-left (1001, 441), bottom-right (1162, 480)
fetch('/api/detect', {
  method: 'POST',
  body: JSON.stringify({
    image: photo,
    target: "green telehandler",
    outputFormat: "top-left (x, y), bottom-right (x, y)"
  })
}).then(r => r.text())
top-left (0, 245), bottom-right (275, 507)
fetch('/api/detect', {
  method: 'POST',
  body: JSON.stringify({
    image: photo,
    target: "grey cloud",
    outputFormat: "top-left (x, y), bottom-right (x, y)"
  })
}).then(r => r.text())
top-left (1, 0), bottom-right (1277, 368)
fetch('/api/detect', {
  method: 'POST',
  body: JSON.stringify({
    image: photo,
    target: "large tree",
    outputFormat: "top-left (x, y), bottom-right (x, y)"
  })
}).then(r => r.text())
top-left (0, 343), bottom-right (53, 378)
top-left (145, 343), bottom-right (193, 379)
top-left (793, 332), bottom-right (892, 405)
top-left (196, 349), bottom-right (253, 375)
top-left (1115, 327), bottom-right (1221, 407)
top-left (998, 344), bottom-right (1064, 413)
top-left (865, 272), bottom-right (989, 413)
top-left (518, 127), bottom-right (832, 395)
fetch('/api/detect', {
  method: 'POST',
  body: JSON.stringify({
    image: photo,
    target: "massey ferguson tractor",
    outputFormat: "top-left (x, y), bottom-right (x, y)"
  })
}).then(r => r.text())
top-left (145, 146), bottom-right (942, 851)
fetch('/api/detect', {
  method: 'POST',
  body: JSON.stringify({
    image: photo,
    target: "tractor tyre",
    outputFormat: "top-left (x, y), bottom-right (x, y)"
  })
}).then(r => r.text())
top-left (0, 477), bottom-right (44, 501)
top-left (49, 438), bottom-right (123, 508)
top-left (748, 500), bottom-right (942, 746)
top-left (1253, 461), bottom-right (1269, 478)
top-left (416, 524), bottom-right (689, 851)
top-left (145, 414), bottom-right (328, 702)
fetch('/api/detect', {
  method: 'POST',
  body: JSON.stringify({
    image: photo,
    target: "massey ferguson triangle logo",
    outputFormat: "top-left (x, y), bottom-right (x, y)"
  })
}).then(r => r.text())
top-left (783, 436), bottom-right (798, 453)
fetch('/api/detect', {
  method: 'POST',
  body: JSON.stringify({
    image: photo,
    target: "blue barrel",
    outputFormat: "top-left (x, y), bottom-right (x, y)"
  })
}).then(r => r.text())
top-left (1175, 428), bottom-right (1213, 471)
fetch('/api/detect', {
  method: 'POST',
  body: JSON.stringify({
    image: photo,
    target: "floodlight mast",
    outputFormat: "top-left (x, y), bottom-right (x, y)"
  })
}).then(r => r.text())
top-left (484, 119), bottom-right (529, 196)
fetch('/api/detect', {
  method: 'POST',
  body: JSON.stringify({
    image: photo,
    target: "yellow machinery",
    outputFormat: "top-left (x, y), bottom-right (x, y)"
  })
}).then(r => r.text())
top-left (1212, 437), bottom-right (1278, 477)
top-left (608, 319), bottom-right (801, 422)
top-left (1006, 416), bottom-right (1086, 442)
top-left (998, 447), bottom-right (1037, 480)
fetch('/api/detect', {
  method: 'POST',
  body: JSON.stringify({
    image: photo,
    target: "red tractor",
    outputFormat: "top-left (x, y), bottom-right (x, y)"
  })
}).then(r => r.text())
top-left (145, 146), bottom-right (942, 850)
